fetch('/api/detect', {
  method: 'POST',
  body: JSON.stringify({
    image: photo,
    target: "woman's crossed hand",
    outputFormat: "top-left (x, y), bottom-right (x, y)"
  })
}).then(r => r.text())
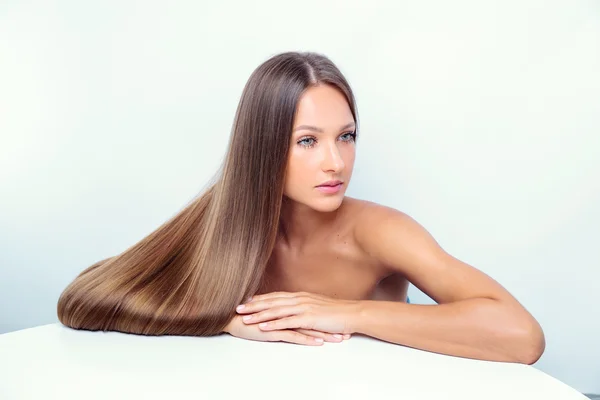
top-left (223, 291), bottom-right (355, 346)
top-left (224, 314), bottom-right (350, 346)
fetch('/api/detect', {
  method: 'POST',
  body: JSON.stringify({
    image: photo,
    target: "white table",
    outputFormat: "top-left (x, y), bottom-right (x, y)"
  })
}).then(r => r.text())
top-left (0, 323), bottom-right (586, 400)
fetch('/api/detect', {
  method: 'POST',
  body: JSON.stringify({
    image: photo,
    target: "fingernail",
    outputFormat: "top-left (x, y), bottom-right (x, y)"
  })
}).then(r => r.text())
top-left (259, 323), bottom-right (268, 328)
top-left (315, 338), bottom-right (324, 343)
top-left (236, 305), bottom-right (245, 311)
top-left (246, 296), bottom-right (253, 302)
top-left (242, 315), bottom-right (252, 321)
top-left (333, 334), bottom-right (342, 339)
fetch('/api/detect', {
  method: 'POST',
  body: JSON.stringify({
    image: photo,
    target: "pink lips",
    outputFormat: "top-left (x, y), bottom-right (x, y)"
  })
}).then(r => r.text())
top-left (316, 183), bottom-right (343, 194)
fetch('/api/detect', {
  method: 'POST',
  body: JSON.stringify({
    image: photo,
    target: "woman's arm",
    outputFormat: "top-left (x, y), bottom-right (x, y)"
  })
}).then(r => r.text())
top-left (352, 204), bottom-right (545, 364)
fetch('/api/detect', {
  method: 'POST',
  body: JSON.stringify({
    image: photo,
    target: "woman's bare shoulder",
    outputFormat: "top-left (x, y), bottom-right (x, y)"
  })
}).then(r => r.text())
top-left (340, 197), bottom-right (398, 275)
top-left (345, 197), bottom-right (414, 253)
top-left (343, 196), bottom-right (407, 223)
top-left (341, 196), bottom-right (380, 214)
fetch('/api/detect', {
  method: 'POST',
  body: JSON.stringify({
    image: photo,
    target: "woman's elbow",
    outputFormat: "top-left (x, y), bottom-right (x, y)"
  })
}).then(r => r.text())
top-left (512, 317), bottom-right (546, 365)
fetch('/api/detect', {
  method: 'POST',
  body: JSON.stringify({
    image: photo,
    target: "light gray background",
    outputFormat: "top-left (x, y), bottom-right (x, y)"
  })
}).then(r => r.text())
top-left (1, 0), bottom-right (598, 394)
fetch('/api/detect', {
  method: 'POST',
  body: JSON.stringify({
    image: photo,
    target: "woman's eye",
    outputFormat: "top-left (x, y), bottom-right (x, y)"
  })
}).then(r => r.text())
top-left (298, 138), bottom-right (316, 147)
top-left (341, 131), bottom-right (357, 141)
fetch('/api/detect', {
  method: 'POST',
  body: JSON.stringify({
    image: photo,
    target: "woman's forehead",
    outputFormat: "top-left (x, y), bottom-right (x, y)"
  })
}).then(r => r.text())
top-left (293, 86), bottom-right (353, 131)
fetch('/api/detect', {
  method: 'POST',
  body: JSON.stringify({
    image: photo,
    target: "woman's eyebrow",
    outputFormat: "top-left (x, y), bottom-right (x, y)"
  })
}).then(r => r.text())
top-left (293, 122), bottom-right (355, 133)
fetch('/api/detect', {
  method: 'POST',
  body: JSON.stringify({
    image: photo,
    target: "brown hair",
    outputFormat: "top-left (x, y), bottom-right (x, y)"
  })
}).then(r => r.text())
top-left (57, 51), bottom-right (359, 336)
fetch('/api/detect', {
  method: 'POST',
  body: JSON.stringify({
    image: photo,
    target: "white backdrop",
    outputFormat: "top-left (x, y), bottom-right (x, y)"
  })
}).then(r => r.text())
top-left (1, 0), bottom-right (598, 394)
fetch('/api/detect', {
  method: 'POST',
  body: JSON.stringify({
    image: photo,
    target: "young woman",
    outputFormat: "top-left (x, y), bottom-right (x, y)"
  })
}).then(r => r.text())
top-left (57, 51), bottom-right (545, 364)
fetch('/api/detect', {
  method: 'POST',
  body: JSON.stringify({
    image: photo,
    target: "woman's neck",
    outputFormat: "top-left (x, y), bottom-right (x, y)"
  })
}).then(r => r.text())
top-left (278, 197), bottom-right (345, 253)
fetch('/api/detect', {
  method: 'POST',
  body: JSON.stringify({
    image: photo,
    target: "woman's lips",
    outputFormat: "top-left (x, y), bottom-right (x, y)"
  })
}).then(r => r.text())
top-left (316, 183), bottom-right (343, 194)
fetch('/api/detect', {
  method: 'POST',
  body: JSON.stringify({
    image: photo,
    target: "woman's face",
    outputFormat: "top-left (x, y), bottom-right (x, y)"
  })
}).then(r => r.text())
top-left (283, 84), bottom-right (356, 212)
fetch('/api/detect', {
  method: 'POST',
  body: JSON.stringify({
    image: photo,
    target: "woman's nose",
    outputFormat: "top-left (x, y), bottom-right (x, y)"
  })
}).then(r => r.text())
top-left (321, 142), bottom-right (345, 172)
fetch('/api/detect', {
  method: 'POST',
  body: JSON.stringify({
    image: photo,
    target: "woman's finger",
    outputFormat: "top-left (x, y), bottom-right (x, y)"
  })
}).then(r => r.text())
top-left (266, 330), bottom-right (324, 346)
top-left (241, 305), bottom-right (304, 324)
top-left (236, 297), bottom-right (300, 314)
top-left (295, 329), bottom-right (343, 343)
top-left (258, 315), bottom-right (307, 331)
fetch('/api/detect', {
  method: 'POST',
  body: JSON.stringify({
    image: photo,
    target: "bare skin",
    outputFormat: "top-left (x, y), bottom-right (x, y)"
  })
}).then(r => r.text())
top-left (224, 83), bottom-right (545, 362)
top-left (261, 197), bottom-right (407, 303)
top-left (261, 84), bottom-right (408, 309)
top-left (227, 197), bottom-right (404, 345)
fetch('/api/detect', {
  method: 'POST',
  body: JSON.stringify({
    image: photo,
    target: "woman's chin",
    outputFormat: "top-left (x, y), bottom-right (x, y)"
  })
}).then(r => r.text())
top-left (282, 192), bottom-right (345, 213)
top-left (311, 196), bottom-right (345, 212)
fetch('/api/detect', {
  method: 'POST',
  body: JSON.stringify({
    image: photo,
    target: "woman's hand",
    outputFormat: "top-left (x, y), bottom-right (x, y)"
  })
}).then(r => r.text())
top-left (224, 314), bottom-right (350, 346)
top-left (235, 291), bottom-right (360, 335)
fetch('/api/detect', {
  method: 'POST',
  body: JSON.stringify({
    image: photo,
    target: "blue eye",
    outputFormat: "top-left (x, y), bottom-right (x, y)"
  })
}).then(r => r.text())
top-left (298, 137), bottom-right (316, 147)
top-left (341, 131), bottom-right (357, 141)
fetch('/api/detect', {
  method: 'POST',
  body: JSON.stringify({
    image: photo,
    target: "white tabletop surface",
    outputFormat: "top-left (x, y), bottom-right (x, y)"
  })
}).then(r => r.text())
top-left (0, 323), bottom-right (586, 400)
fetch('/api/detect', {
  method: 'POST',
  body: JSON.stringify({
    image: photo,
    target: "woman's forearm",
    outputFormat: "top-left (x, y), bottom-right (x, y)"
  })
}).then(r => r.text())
top-left (349, 299), bottom-right (545, 364)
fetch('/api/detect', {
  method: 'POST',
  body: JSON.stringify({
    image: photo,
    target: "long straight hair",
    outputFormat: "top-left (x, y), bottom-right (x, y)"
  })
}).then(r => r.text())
top-left (57, 51), bottom-right (359, 336)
